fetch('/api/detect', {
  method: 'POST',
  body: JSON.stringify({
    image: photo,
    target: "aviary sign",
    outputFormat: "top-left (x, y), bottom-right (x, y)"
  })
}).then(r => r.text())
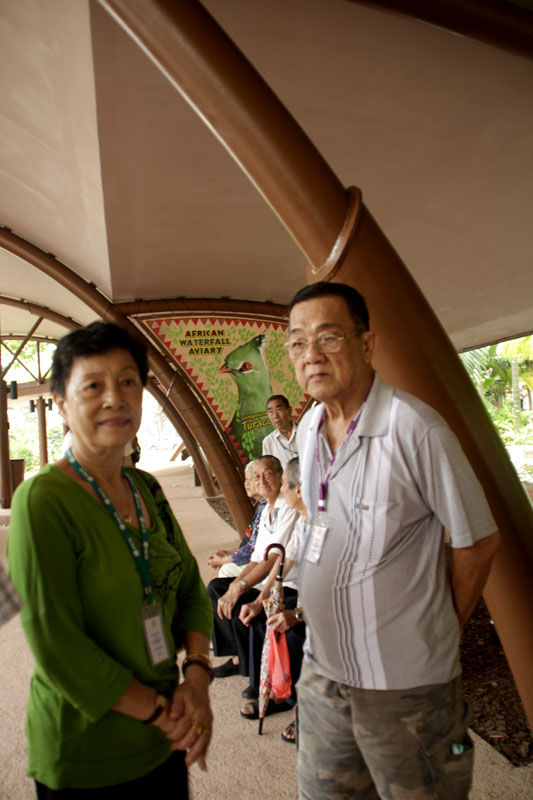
top-left (143, 316), bottom-right (309, 464)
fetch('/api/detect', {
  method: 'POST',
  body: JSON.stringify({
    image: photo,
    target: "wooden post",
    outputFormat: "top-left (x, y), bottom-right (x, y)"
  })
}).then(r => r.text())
top-left (37, 397), bottom-right (48, 468)
top-left (0, 380), bottom-right (12, 509)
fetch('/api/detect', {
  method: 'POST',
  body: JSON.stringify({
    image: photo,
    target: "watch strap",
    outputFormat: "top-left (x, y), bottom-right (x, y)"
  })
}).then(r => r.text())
top-left (142, 693), bottom-right (168, 725)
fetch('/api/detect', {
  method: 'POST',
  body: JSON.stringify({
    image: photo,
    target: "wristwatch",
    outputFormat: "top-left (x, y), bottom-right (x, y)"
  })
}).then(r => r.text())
top-left (239, 578), bottom-right (249, 590)
top-left (294, 608), bottom-right (304, 623)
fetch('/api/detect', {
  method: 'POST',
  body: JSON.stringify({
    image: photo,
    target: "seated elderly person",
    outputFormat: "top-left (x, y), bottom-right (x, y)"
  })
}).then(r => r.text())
top-left (208, 455), bottom-right (299, 680)
top-left (239, 457), bottom-right (307, 740)
top-left (206, 461), bottom-right (265, 578)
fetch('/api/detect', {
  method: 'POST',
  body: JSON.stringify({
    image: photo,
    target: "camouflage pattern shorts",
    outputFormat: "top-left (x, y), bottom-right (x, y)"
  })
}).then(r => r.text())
top-left (297, 663), bottom-right (473, 800)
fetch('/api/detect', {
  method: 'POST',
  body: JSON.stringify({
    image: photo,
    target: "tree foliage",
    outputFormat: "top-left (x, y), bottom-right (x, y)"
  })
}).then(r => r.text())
top-left (459, 335), bottom-right (533, 460)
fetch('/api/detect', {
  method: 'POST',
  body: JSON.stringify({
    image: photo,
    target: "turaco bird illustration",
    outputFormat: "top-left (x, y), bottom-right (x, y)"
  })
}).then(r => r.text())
top-left (220, 333), bottom-right (273, 460)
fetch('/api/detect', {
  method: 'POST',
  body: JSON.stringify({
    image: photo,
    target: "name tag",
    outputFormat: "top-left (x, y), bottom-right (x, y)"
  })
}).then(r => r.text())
top-left (306, 515), bottom-right (329, 565)
top-left (141, 603), bottom-right (172, 666)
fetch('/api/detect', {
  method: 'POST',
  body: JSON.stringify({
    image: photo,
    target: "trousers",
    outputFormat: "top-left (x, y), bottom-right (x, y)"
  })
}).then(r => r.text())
top-left (35, 751), bottom-right (187, 798)
top-left (297, 663), bottom-right (473, 800)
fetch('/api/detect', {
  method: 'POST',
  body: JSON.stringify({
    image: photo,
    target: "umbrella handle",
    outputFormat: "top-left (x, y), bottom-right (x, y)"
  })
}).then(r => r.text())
top-left (258, 717), bottom-right (264, 735)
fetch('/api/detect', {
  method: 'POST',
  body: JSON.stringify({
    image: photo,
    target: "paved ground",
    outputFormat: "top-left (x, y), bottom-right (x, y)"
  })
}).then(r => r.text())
top-left (1, 462), bottom-right (532, 799)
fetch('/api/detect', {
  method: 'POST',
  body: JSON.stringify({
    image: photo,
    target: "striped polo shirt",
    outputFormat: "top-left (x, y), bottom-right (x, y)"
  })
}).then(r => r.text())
top-left (297, 374), bottom-right (496, 690)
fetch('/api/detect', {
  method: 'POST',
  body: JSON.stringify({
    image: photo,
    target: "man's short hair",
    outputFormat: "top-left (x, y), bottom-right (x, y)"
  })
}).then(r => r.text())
top-left (244, 460), bottom-right (256, 477)
top-left (288, 281), bottom-right (370, 331)
top-left (284, 457), bottom-right (301, 489)
top-left (266, 394), bottom-right (290, 409)
top-left (254, 455), bottom-right (283, 474)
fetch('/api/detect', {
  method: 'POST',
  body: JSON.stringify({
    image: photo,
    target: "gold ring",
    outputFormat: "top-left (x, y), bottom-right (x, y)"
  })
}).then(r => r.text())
top-left (193, 724), bottom-right (210, 736)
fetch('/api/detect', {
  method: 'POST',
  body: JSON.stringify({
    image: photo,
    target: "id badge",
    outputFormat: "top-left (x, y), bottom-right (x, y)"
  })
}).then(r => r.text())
top-left (141, 603), bottom-right (171, 666)
top-left (306, 513), bottom-right (330, 565)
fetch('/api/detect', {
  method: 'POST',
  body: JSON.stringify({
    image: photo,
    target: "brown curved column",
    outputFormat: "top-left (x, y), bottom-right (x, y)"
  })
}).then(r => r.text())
top-left (0, 228), bottom-right (252, 533)
top-left (314, 201), bottom-right (533, 727)
top-left (97, 0), bottom-right (533, 724)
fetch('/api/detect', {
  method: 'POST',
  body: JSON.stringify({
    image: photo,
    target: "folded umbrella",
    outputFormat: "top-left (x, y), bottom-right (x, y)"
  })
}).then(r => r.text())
top-left (258, 543), bottom-right (292, 735)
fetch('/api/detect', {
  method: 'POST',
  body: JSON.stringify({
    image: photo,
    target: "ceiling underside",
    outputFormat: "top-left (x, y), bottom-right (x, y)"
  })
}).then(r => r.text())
top-left (0, 0), bottom-right (532, 352)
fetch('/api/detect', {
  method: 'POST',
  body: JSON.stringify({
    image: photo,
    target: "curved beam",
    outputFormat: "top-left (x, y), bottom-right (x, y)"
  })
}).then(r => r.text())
top-left (1, 335), bottom-right (60, 345)
top-left (0, 294), bottom-right (217, 493)
top-left (0, 227), bottom-right (253, 532)
top-left (0, 295), bottom-right (79, 331)
top-left (98, 0), bottom-right (533, 725)
top-left (115, 297), bottom-right (288, 319)
top-left (352, 0), bottom-right (533, 61)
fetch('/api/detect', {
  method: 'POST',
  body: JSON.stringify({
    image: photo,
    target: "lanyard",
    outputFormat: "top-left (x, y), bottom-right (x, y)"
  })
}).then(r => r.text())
top-left (65, 448), bottom-right (154, 603)
top-left (316, 403), bottom-right (366, 513)
top-left (276, 428), bottom-right (296, 453)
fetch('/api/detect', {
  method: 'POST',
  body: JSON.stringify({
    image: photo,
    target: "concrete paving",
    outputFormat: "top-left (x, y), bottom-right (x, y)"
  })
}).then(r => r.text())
top-left (1, 462), bottom-right (531, 799)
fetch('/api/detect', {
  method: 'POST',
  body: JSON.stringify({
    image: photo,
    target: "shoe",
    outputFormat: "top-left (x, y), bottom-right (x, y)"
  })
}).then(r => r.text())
top-left (281, 720), bottom-right (296, 744)
top-left (241, 686), bottom-right (259, 699)
top-left (240, 698), bottom-right (293, 720)
top-left (212, 659), bottom-right (240, 678)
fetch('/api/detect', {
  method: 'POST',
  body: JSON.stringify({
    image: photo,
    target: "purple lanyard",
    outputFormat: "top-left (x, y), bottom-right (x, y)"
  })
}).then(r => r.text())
top-left (316, 403), bottom-right (365, 512)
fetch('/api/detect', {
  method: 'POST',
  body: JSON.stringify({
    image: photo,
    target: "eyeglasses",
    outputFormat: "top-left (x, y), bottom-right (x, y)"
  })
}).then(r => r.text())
top-left (284, 331), bottom-right (362, 360)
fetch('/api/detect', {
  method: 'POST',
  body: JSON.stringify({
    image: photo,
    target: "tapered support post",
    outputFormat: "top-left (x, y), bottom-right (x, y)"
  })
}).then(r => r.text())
top-left (37, 397), bottom-right (48, 469)
top-left (0, 380), bottom-right (12, 509)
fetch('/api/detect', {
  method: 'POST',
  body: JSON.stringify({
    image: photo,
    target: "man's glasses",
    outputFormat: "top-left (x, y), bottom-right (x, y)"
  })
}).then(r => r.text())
top-left (284, 331), bottom-right (362, 360)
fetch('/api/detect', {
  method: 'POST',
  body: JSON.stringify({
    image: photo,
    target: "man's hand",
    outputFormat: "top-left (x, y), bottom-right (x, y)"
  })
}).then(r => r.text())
top-left (267, 609), bottom-right (298, 633)
top-left (216, 582), bottom-right (243, 619)
top-left (207, 550), bottom-right (230, 570)
top-left (239, 598), bottom-right (263, 626)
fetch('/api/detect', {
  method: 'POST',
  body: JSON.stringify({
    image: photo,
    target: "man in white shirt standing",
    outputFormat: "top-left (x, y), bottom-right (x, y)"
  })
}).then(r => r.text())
top-left (287, 281), bottom-right (500, 800)
top-left (262, 394), bottom-right (298, 468)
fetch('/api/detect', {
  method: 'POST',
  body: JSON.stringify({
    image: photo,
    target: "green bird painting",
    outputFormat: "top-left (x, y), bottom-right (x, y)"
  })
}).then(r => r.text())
top-left (220, 333), bottom-right (273, 460)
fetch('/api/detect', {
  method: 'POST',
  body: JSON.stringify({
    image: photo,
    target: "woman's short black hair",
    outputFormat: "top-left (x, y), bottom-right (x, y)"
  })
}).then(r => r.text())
top-left (288, 281), bottom-right (370, 331)
top-left (51, 321), bottom-right (149, 396)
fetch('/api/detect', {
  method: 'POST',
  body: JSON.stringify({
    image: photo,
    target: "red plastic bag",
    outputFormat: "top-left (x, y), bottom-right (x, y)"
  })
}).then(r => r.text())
top-left (267, 628), bottom-right (292, 699)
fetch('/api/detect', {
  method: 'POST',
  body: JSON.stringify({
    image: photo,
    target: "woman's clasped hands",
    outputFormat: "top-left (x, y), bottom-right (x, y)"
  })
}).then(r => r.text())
top-left (153, 675), bottom-right (213, 772)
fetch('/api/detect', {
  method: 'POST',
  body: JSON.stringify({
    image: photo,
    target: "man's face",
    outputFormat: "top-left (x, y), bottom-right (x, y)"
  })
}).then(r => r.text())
top-left (244, 474), bottom-right (258, 499)
top-left (253, 459), bottom-right (282, 503)
top-left (266, 398), bottom-right (292, 432)
top-left (281, 470), bottom-right (300, 510)
top-left (288, 295), bottom-right (375, 406)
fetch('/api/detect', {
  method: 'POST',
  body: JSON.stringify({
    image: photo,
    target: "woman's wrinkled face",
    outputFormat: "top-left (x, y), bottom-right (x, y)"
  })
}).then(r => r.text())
top-left (54, 348), bottom-right (143, 455)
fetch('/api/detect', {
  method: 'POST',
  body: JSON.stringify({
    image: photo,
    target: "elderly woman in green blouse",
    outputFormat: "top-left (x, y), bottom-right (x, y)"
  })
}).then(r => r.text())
top-left (8, 322), bottom-right (213, 798)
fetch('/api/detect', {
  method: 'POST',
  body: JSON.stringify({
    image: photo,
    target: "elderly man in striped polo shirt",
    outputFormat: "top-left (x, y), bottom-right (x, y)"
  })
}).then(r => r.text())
top-left (286, 281), bottom-right (500, 800)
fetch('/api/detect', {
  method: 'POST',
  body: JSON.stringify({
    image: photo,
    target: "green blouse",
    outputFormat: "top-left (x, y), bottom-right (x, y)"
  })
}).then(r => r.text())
top-left (8, 465), bottom-right (212, 790)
